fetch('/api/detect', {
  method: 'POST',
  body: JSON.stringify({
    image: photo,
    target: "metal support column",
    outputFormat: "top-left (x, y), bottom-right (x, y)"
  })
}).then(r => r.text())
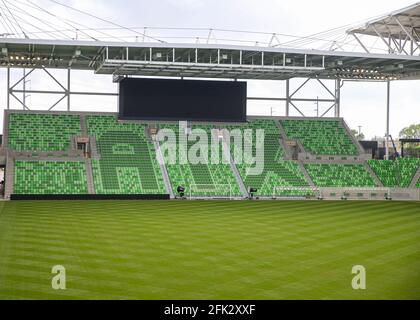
top-left (6, 67), bottom-right (10, 109)
top-left (67, 68), bottom-right (71, 111)
top-left (335, 78), bottom-right (341, 117)
top-left (385, 80), bottom-right (391, 160)
top-left (23, 69), bottom-right (26, 109)
top-left (285, 79), bottom-right (290, 116)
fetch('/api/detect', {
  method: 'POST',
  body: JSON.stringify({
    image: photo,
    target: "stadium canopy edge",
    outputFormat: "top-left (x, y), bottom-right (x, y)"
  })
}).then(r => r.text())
top-left (1, 38), bottom-right (420, 80)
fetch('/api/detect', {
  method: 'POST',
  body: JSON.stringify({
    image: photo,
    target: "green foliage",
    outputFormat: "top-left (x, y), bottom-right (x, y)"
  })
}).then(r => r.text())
top-left (399, 123), bottom-right (420, 156)
top-left (350, 129), bottom-right (365, 141)
top-left (399, 123), bottom-right (420, 139)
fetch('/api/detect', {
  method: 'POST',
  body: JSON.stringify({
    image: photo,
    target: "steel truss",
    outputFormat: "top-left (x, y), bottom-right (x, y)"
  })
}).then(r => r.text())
top-left (249, 78), bottom-right (341, 117)
top-left (6, 66), bottom-right (340, 118)
top-left (349, 26), bottom-right (420, 56)
top-left (347, 3), bottom-right (420, 57)
top-left (4, 67), bottom-right (392, 159)
top-left (6, 66), bottom-right (118, 111)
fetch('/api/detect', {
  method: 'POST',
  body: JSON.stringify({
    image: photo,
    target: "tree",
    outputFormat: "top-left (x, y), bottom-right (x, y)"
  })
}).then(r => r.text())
top-left (351, 129), bottom-right (365, 141)
top-left (399, 124), bottom-right (420, 157)
top-left (399, 124), bottom-right (420, 139)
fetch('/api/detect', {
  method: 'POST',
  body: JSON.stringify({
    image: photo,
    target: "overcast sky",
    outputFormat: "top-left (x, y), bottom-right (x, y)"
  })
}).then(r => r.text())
top-left (0, 0), bottom-right (419, 139)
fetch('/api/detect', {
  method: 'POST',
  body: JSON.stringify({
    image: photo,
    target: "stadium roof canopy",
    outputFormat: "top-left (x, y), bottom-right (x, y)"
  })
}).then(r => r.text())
top-left (1, 1), bottom-right (420, 80)
top-left (349, 2), bottom-right (420, 38)
top-left (1, 38), bottom-right (420, 81)
top-left (348, 2), bottom-right (420, 57)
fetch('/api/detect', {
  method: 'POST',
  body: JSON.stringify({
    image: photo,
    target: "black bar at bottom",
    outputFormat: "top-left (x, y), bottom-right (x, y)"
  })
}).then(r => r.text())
top-left (0, 300), bottom-right (415, 318)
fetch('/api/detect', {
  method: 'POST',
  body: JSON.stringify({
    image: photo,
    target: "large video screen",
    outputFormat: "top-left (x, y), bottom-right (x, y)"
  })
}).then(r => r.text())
top-left (118, 78), bottom-right (247, 122)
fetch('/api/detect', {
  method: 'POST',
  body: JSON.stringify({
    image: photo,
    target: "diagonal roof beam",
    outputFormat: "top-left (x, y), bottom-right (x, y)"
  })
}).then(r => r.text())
top-left (350, 33), bottom-right (370, 53)
top-left (316, 78), bottom-right (335, 98)
top-left (288, 100), bottom-right (305, 117)
top-left (289, 78), bottom-right (311, 98)
top-left (10, 68), bottom-right (36, 90)
top-left (320, 102), bottom-right (336, 117)
top-left (391, 36), bottom-right (409, 55)
top-left (371, 24), bottom-right (394, 53)
top-left (42, 66), bottom-right (67, 92)
top-left (394, 16), bottom-right (420, 53)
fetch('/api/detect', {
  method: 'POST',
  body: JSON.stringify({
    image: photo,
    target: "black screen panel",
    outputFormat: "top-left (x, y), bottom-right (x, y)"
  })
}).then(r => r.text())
top-left (119, 78), bottom-right (247, 122)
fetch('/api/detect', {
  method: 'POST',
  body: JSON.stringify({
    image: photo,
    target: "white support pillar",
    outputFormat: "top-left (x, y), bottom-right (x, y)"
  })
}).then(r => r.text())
top-left (335, 78), bottom-right (341, 117)
top-left (23, 69), bottom-right (26, 109)
top-left (67, 68), bottom-right (71, 111)
top-left (7, 67), bottom-right (10, 109)
top-left (385, 80), bottom-right (391, 160)
top-left (285, 79), bottom-right (290, 116)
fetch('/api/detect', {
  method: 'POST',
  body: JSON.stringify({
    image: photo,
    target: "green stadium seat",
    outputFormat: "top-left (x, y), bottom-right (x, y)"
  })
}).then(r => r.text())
top-left (87, 115), bottom-right (166, 194)
top-left (281, 119), bottom-right (358, 155)
top-left (159, 123), bottom-right (242, 197)
top-left (8, 113), bottom-right (81, 151)
top-left (305, 163), bottom-right (376, 187)
top-left (14, 161), bottom-right (88, 194)
top-left (225, 120), bottom-right (310, 197)
top-left (368, 158), bottom-right (420, 187)
top-left (10, 113), bottom-right (417, 199)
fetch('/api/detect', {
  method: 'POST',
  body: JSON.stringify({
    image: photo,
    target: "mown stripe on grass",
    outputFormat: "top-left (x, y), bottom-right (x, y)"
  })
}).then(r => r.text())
top-left (0, 200), bottom-right (419, 299)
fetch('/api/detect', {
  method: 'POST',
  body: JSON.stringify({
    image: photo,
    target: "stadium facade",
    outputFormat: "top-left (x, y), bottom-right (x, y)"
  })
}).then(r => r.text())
top-left (0, 2), bottom-right (419, 201)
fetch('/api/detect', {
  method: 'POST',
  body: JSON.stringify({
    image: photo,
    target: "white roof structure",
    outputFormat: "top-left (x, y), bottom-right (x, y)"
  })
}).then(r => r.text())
top-left (1, 37), bottom-right (420, 81)
top-left (348, 2), bottom-right (420, 57)
top-left (1, 1), bottom-right (420, 80)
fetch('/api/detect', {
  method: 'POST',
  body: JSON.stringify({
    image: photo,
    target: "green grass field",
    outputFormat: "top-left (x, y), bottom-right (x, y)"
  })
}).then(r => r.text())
top-left (0, 200), bottom-right (419, 300)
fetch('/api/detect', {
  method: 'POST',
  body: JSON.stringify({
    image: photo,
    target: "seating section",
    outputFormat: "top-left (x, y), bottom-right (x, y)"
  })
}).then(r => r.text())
top-left (305, 163), bottom-right (376, 187)
top-left (8, 113), bottom-right (81, 151)
top-left (14, 161), bottom-right (88, 194)
top-left (6, 112), bottom-right (419, 198)
top-left (225, 120), bottom-right (309, 196)
top-left (281, 119), bottom-right (358, 155)
top-left (368, 158), bottom-right (420, 187)
top-left (158, 123), bottom-right (242, 197)
top-left (87, 116), bottom-right (166, 194)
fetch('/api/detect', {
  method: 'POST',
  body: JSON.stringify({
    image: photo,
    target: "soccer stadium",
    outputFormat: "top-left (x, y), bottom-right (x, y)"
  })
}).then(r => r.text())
top-left (0, 0), bottom-right (419, 302)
